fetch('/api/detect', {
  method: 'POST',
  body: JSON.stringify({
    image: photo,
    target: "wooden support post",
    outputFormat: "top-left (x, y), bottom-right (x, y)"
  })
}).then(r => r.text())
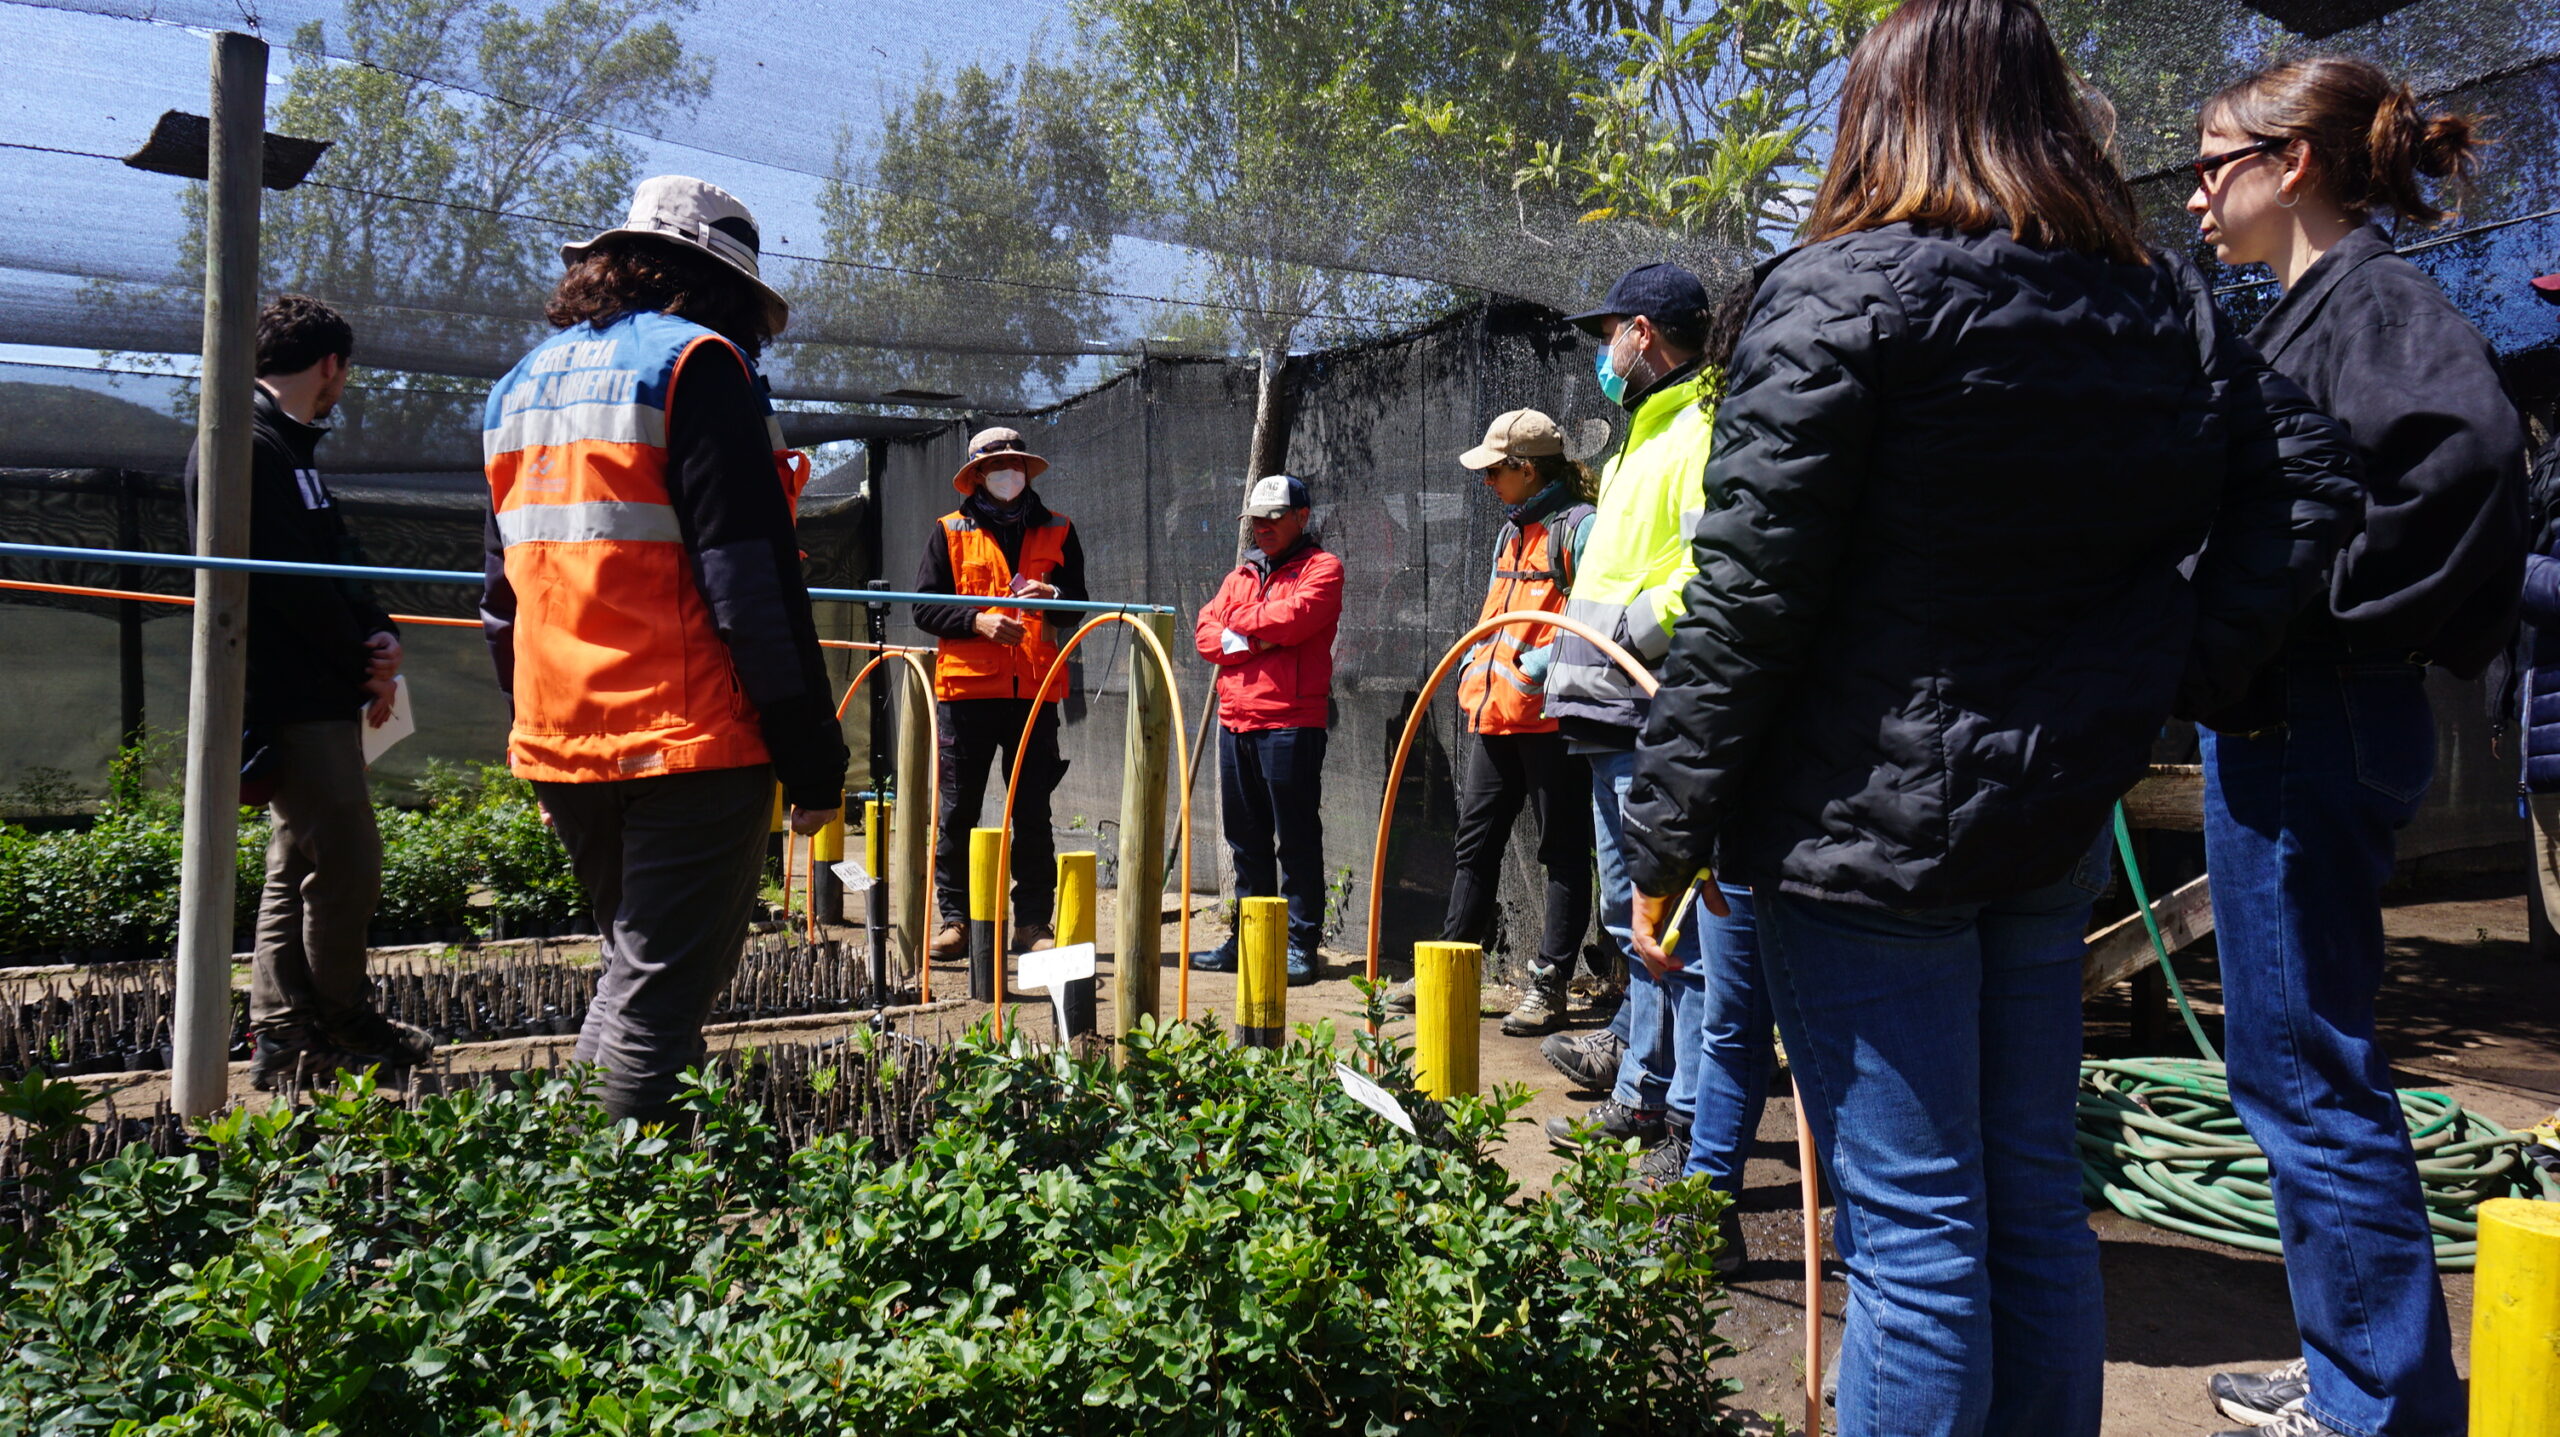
top-left (171, 30), bottom-right (268, 1118)
top-left (1413, 940), bottom-right (1481, 1099)
top-left (2470, 1198), bottom-right (2560, 1436)
top-left (890, 662), bottom-right (933, 992)
top-left (1235, 896), bottom-right (1287, 1049)
top-left (1115, 611), bottom-right (1175, 1046)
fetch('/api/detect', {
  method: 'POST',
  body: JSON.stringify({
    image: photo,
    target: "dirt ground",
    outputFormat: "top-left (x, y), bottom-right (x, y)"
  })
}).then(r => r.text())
top-left (67, 877), bottom-right (2560, 1435)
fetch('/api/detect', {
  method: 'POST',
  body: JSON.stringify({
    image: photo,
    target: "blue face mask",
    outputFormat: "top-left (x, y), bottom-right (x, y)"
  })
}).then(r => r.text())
top-left (1593, 343), bottom-right (1627, 405)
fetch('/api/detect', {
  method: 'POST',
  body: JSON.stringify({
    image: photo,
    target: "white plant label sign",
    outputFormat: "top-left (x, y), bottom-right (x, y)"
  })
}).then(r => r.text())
top-left (1332, 1061), bottom-right (1415, 1135)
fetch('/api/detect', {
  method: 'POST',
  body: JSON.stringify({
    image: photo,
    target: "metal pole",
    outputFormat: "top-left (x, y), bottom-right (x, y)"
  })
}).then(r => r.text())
top-left (890, 660), bottom-right (934, 990)
top-left (864, 582), bottom-right (892, 996)
top-left (171, 30), bottom-right (267, 1118)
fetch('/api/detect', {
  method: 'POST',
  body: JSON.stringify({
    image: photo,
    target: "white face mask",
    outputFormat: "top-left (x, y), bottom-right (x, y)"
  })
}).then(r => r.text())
top-left (981, 467), bottom-right (1027, 502)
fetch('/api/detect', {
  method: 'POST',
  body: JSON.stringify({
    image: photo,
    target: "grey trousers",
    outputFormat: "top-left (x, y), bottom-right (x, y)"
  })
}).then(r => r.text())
top-left (250, 720), bottom-right (382, 1029)
top-left (538, 763), bottom-right (772, 1123)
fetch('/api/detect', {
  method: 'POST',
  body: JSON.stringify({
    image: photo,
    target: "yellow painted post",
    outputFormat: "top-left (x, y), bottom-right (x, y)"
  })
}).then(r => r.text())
top-left (1053, 851), bottom-right (1099, 1038)
top-left (1058, 851), bottom-right (1098, 947)
top-left (2471, 1197), bottom-right (2560, 1436)
top-left (1413, 941), bottom-right (1481, 1099)
top-left (810, 806), bottom-right (846, 925)
top-left (863, 798), bottom-right (891, 1002)
top-left (1234, 896), bottom-right (1288, 1048)
top-left (771, 784), bottom-right (787, 832)
top-left (968, 827), bottom-right (1002, 1002)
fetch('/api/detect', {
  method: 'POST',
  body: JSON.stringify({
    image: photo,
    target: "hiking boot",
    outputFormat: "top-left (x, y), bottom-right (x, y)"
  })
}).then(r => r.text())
top-left (1539, 1027), bottom-right (1626, 1092)
top-left (247, 1026), bottom-right (357, 1093)
top-left (1544, 1098), bottom-right (1667, 1148)
top-left (1710, 1207), bottom-right (1747, 1276)
top-left (1191, 935), bottom-right (1239, 973)
top-left (2208, 1360), bottom-right (2309, 1428)
top-left (318, 1007), bottom-right (436, 1070)
top-left (1285, 945), bottom-right (1321, 987)
top-left (1383, 978), bottom-right (1418, 1012)
top-left (930, 921), bottom-right (967, 961)
top-left (1637, 1130), bottom-right (1692, 1187)
top-left (1501, 967), bottom-right (1569, 1036)
top-left (1014, 922), bottom-right (1056, 952)
top-left (2214, 1407), bottom-right (2345, 1437)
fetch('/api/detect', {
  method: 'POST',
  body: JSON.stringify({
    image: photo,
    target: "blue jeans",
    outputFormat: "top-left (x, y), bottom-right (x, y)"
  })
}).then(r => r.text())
top-left (1759, 841), bottom-right (2110, 1437)
top-left (1683, 885), bottom-right (1773, 1195)
top-left (1589, 748), bottom-right (1703, 1116)
top-left (2203, 661), bottom-right (2458, 1437)
top-left (1219, 725), bottom-right (1328, 950)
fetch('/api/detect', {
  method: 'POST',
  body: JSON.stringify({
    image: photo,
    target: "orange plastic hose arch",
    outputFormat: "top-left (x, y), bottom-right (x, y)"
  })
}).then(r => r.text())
top-left (989, 612), bottom-right (1195, 1043)
top-left (0, 576), bottom-right (481, 628)
top-left (1367, 607), bottom-right (1828, 1437)
top-left (830, 648), bottom-right (943, 1005)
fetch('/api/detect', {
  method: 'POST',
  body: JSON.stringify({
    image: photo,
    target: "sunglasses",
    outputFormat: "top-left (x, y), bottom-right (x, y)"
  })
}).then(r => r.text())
top-left (2190, 138), bottom-right (2284, 189)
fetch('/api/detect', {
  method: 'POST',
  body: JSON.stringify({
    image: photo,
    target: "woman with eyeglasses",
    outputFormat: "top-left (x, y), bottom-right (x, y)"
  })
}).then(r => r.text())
top-left (2182, 55), bottom-right (2526, 1437)
top-left (1617, 1), bottom-right (2362, 1432)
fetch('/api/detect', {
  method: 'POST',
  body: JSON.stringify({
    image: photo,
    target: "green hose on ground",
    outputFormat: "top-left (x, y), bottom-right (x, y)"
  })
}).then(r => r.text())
top-left (2075, 804), bottom-right (2560, 1270)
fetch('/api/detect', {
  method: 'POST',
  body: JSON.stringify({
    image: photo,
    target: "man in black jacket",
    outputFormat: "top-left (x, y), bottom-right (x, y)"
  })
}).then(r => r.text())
top-left (184, 294), bottom-right (435, 1090)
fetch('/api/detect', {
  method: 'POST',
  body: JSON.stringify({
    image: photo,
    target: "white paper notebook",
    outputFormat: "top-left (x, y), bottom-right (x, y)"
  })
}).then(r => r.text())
top-left (361, 676), bottom-right (414, 765)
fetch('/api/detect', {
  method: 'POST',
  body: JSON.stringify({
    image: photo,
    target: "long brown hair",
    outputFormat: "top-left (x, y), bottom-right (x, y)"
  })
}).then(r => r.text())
top-left (1804, 0), bottom-right (2144, 264)
top-left (545, 234), bottom-right (775, 359)
top-left (1527, 451), bottom-right (1598, 504)
top-left (2203, 56), bottom-right (2481, 227)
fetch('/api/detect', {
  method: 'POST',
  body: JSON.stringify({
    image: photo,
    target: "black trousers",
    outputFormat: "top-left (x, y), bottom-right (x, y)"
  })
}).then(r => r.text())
top-left (934, 698), bottom-right (1066, 927)
top-left (1220, 725), bottom-right (1329, 949)
top-left (539, 763), bottom-right (772, 1123)
top-left (1442, 729), bottom-right (1594, 972)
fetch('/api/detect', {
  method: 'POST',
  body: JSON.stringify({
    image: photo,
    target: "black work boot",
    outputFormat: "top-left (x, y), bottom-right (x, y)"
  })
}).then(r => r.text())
top-left (319, 1007), bottom-right (437, 1071)
top-left (247, 1025), bottom-right (359, 1093)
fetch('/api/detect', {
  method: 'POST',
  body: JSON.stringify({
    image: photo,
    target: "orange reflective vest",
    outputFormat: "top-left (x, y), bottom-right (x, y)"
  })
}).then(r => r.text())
top-left (1457, 495), bottom-right (1594, 736)
top-left (933, 510), bottom-right (1074, 702)
top-left (483, 311), bottom-right (806, 783)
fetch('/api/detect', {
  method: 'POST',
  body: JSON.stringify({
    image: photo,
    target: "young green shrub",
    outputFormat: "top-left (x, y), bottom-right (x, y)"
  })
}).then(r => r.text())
top-left (0, 1017), bottom-right (1745, 1435)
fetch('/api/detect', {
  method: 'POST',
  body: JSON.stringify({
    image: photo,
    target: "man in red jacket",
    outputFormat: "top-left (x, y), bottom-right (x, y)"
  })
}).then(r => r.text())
top-left (1192, 475), bottom-right (1344, 983)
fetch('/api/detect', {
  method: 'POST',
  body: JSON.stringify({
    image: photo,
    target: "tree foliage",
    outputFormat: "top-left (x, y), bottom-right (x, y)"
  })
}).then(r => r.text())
top-left (801, 59), bottom-right (1121, 407)
top-left (1073, 0), bottom-right (1577, 357)
top-left (1406, 0), bottom-right (1896, 254)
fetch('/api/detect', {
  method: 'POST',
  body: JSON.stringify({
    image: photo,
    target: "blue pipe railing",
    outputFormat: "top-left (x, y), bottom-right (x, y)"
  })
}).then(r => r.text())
top-left (0, 542), bottom-right (1177, 616)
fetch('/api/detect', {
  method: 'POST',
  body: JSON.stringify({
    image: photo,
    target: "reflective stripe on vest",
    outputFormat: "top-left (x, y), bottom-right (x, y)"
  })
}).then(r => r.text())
top-left (482, 311), bottom-right (802, 783)
top-left (1458, 501), bottom-right (1592, 735)
top-left (933, 511), bottom-right (1073, 702)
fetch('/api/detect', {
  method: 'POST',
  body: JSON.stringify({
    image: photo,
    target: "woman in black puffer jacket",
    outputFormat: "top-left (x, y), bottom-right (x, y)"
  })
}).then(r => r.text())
top-left (1617, 3), bottom-right (2361, 1434)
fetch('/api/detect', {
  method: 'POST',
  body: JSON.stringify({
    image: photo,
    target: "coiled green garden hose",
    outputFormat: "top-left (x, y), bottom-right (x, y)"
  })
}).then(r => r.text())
top-left (2075, 804), bottom-right (2560, 1270)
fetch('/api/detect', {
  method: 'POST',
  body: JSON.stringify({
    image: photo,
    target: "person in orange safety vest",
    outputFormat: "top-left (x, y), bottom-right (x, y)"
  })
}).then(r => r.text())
top-left (1385, 410), bottom-right (1598, 1035)
top-left (911, 427), bottom-right (1090, 959)
top-left (480, 175), bottom-right (846, 1124)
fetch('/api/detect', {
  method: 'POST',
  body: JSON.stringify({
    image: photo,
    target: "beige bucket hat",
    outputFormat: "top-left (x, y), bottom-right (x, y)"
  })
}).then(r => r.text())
top-left (1461, 409), bottom-right (1566, 469)
top-left (952, 426), bottom-right (1052, 495)
top-left (563, 175), bottom-right (789, 334)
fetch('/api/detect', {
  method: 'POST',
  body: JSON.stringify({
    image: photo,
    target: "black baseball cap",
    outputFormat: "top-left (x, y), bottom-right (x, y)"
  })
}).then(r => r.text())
top-left (1566, 262), bottom-right (1711, 337)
